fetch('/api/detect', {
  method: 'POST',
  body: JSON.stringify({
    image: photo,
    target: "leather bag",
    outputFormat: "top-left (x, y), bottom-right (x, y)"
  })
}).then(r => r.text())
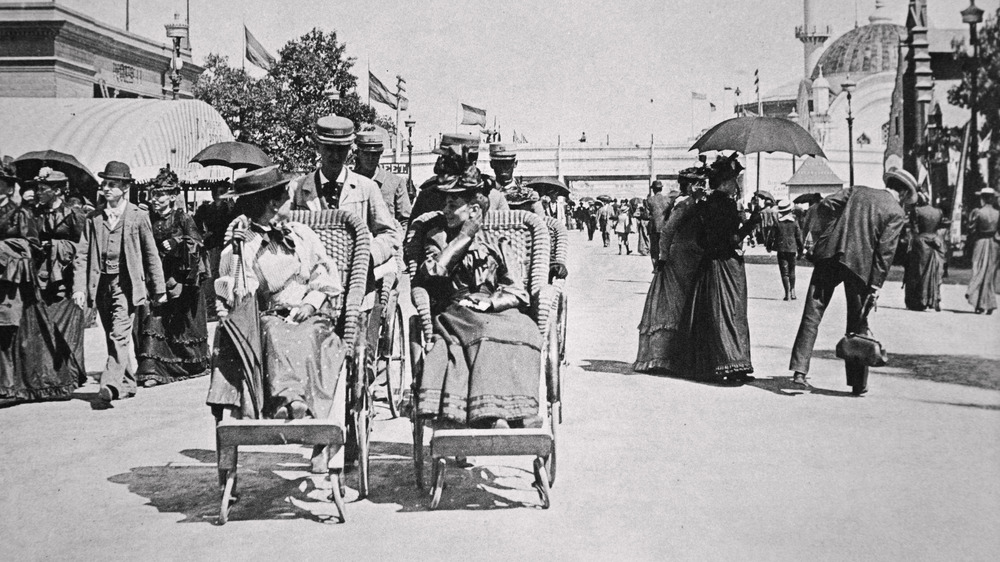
top-left (835, 293), bottom-right (887, 367)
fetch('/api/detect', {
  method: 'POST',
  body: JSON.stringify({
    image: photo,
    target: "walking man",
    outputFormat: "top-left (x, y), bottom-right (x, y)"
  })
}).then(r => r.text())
top-left (788, 170), bottom-right (911, 395)
top-left (646, 180), bottom-right (672, 265)
top-left (73, 161), bottom-right (165, 405)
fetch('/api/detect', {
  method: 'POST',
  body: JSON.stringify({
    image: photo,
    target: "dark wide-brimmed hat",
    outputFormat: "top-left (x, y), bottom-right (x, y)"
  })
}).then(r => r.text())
top-left (0, 156), bottom-right (17, 182)
top-left (433, 132), bottom-right (480, 155)
top-left (223, 165), bottom-right (290, 199)
top-left (312, 115), bottom-right (355, 145)
top-left (98, 161), bottom-right (134, 183)
top-left (438, 165), bottom-right (484, 194)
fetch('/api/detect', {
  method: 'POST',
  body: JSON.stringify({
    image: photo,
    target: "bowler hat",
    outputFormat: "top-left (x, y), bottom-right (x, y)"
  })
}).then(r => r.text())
top-left (312, 115), bottom-right (355, 145)
top-left (223, 165), bottom-right (290, 199)
top-left (433, 132), bottom-right (480, 155)
top-left (98, 161), bottom-right (134, 183)
top-left (488, 143), bottom-right (516, 160)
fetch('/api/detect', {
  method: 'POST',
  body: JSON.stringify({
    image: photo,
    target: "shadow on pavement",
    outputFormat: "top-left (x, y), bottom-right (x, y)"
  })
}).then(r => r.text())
top-left (108, 448), bottom-right (346, 524)
top-left (364, 442), bottom-right (543, 512)
top-left (810, 349), bottom-right (1000, 391)
top-left (917, 400), bottom-right (1000, 411)
top-left (746, 375), bottom-right (856, 398)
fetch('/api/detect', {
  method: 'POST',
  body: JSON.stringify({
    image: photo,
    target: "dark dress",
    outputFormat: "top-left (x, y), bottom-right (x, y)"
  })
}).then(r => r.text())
top-left (135, 209), bottom-right (211, 385)
top-left (0, 200), bottom-right (79, 405)
top-left (686, 191), bottom-right (756, 381)
top-left (194, 199), bottom-right (237, 313)
top-left (966, 204), bottom-right (999, 312)
top-left (904, 204), bottom-right (945, 311)
top-left (634, 196), bottom-right (703, 374)
top-left (35, 204), bottom-right (87, 386)
top-left (414, 223), bottom-right (543, 427)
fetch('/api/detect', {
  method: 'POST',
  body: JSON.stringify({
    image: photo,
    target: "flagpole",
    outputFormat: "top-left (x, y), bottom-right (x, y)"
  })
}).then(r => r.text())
top-left (367, 62), bottom-right (371, 107)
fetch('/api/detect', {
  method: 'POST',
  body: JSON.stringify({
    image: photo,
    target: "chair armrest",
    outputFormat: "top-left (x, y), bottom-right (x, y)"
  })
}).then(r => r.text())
top-left (411, 286), bottom-right (434, 347)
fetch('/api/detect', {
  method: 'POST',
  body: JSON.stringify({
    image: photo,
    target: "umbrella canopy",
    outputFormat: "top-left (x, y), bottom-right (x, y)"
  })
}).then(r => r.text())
top-left (753, 190), bottom-right (776, 204)
top-left (690, 116), bottom-right (825, 158)
top-left (13, 150), bottom-right (100, 203)
top-left (793, 192), bottom-right (824, 205)
top-left (190, 141), bottom-right (273, 171)
top-left (596, 195), bottom-right (614, 203)
top-left (525, 177), bottom-right (570, 197)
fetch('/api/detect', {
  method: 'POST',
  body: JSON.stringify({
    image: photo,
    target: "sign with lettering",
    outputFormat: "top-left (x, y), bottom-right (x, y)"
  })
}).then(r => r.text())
top-left (384, 163), bottom-right (409, 175)
top-left (112, 63), bottom-right (141, 84)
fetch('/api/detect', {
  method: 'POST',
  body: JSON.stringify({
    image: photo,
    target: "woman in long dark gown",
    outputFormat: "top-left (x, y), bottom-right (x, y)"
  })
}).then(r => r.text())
top-left (903, 193), bottom-right (945, 311)
top-left (0, 166), bottom-right (78, 405)
top-left (135, 167), bottom-right (211, 387)
top-left (685, 155), bottom-right (760, 383)
top-left (965, 189), bottom-right (999, 314)
top-left (33, 169), bottom-right (87, 386)
top-left (634, 167), bottom-right (707, 374)
top-left (414, 165), bottom-right (544, 429)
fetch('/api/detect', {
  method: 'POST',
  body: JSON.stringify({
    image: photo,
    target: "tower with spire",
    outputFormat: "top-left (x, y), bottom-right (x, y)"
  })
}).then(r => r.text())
top-left (795, 0), bottom-right (832, 79)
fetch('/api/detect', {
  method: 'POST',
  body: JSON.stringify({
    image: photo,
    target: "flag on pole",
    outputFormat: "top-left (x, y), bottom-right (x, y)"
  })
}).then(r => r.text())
top-left (691, 91), bottom-right (707, 100)
top-left (709, 102), bottom-right (717, 111)
top-left (368, 71), bottom-right (398, 109)
top-left (460, 103), bottom-right (487, 126)
top-left (244, 26), bottom-right (275, 71)
top-left (754, 69), bottom-right (760, 97)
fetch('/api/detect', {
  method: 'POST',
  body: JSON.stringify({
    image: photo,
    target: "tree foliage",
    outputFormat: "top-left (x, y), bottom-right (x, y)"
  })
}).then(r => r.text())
top-left (194, 30), bottom-right (395, 172)
top-left (948, 8), bottom-right (1000, 185)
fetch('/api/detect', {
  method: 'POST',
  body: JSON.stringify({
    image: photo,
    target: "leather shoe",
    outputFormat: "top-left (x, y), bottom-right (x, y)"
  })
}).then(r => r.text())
top-left (791, 373), bottom-right (811, 388)
top-left (851, 385), bottom-right (868, 396)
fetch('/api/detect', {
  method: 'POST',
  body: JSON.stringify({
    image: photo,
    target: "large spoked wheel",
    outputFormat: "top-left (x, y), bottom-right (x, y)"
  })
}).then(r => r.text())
top-left (344, 354), bottom-right (372, 499)
top-left (380, 303), bottom-right (411, 419)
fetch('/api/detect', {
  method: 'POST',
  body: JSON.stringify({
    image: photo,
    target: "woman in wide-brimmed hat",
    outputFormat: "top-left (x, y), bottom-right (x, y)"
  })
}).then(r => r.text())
top-left (966, 187), bottom-right (999, 314)
top-left (134, 166), bottom-right (211, 387)
top-left (413, 164), bottom-right (544, 429)
top-left (208, 166), bottom-right (345, 420)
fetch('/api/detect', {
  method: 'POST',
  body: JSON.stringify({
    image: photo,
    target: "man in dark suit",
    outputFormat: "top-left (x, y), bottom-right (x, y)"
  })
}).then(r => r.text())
top-left (73, 161), bottom-right (165, 404)
top-left (789, 169), bottom-right (913, 395)
top-left (645, 180), bottom-right (671, 264)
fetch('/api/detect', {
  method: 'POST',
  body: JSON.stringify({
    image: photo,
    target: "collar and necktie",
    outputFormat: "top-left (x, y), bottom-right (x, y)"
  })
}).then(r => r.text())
top-left (320, 171), bottom-right (344, 209)
top-left (250, 221), bottom-right (296, 250)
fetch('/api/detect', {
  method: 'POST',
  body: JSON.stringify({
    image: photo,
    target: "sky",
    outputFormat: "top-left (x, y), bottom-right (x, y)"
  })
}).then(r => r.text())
top-left (45, 0), bottom-right (1000, 147)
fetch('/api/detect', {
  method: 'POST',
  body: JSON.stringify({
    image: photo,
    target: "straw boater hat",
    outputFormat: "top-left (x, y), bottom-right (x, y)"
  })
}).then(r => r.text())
top-left (488, 143), bottom-right (516, 161)
top-left (976, 187), bottom-right (996, 197)
top-left (222, 166), bottom-right (290, 199)
top-left (312, 115), bottom-right (355, 145)
top-left (882, 167), bottom-right (918, 202)
top-left (98, 161), bottom-right (135, 183)
top-left (777, 199), bottom-right (793, 214)
top-left (355, 126), bottom-right (388, 152)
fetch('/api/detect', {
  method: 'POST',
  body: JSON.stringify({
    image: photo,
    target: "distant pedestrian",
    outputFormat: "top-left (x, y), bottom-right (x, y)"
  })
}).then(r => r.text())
top-left (614, 204), bottom-right (632, 255)
top-left (903, 192), bottom-right (944, 311)
top-left (597, 202), bottom-right (614, 247)
top-left (769, 200), bottom-right (804, 301)
top-left (789, 169), bottom-right (911, 396)
top-left (73, 161), bottom-right (166, 405)
top-left (645, 180), bottom-right (672, 266)
top-left (965, 187), bottom-right (999, 314)
top-left (635, 202), bottom-right (650, 256)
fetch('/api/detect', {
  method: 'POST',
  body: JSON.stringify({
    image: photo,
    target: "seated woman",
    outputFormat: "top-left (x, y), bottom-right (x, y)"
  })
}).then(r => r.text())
top-left (414, 165), bottom-right (544, 429)
top-left (207, 166), bottom-right (345, 420)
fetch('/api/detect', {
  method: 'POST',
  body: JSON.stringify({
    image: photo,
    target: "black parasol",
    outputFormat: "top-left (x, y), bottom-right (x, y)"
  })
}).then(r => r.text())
top-left (13, 150), bottom-right (100, 203)
top-left (191, 141), bottom-right (273, 171)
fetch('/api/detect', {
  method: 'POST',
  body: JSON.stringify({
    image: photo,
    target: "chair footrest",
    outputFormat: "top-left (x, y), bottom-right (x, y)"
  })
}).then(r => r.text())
top-left (431, 428), bottom-right (552, 458)
top-left (217, 419), bottom-right (345, 448)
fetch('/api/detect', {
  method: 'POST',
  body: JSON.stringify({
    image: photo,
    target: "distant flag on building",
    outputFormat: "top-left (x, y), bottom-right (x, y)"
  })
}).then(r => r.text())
top-left (691, 91), bottom-right (707, 100)
top-left (709, 102), bottom-right (717, 111)
top-left (460, 103), bottom-right (487, 126)
top-left (244, 26), bottom-right (275, 71)
top-left (368, 71), bottom-right (398, 109)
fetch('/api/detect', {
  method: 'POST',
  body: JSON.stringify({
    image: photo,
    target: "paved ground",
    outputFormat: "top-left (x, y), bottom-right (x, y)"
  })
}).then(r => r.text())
top-left (2, 230), bottom-right (999, 561)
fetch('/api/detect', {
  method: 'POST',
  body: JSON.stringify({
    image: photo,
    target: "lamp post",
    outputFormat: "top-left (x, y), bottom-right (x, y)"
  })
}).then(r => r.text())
top-left (164, 13), bottom-right (188, 100)
top-left (962, 0), bottom-right (984, 199)
top-left (788, 108), bottom-right (799, 173)
top-left (404, 118), bottom-right (416, 185)
top-left (842, 77), bottom-right (857, 187)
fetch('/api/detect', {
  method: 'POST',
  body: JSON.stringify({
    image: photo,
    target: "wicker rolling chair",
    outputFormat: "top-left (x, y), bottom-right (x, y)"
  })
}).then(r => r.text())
top-left (215, 209), bottom-right (370, 524)
top-left (405, 210), bottom-right (559, 509)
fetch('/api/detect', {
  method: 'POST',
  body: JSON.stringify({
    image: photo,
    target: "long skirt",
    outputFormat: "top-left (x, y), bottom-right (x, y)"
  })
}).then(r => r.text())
top-left (44, 297), bottom-right (87, 386)
top-left (904, 233), bottom-right (944, 311)
top-left (634, 240), bottom-right (703, 374)
top-left (636, 220), bottom-right (650, 255)
top-left (966, 237), bottom-right (998, 311)
top-left (135, 285), bottom-right (211, 385)
top-left (417, 303), bottom-right (543, 426)
top-left (0, 283), bottom-right (79, 405)
top-left (686, 255), bottom-right (753, 379)
top-left (261, 313), bottom-right (346, 420)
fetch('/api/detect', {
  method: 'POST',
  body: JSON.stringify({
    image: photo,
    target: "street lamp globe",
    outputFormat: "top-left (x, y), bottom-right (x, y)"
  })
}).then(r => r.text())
top-left (962, 0), bottom-right (984, 25)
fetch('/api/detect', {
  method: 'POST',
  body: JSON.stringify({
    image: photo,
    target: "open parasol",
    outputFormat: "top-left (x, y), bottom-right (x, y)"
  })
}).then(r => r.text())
top-left (596, 195), bottom-right (614, 203)
top-left (753, 190), bottom-right (776, 204)
top-left (690, 116), bottom-right (825, 158)
top-left (13, 150), bottom-right (100, 203)
top-left (190, 141), bottom-right (273, 171)
top-left (525, 177), bottom-right (571, 197)
top-left (793, 192), bottom-right (823, 205)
